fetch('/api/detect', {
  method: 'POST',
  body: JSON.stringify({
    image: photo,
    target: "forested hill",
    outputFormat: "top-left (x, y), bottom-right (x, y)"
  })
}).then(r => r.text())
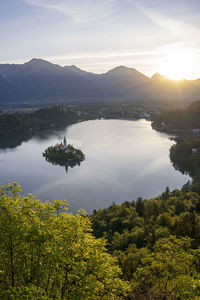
top-left (91, 188), bottom-right (200, 299)
top-left (170, 137), bottom-right (200, 194)
top-left (2, 182), bottom-right (200, 299)
top-left (0, 106), bottom-right (79, 140)
top-left (1, 58), bottom-right (200, 104)
top-left (152, 101), bottom-right (200, 132)
top-left (0, 182), bottom-right (128, 300)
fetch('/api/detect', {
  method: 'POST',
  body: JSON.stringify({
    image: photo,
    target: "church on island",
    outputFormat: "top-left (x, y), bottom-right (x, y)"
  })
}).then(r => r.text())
top-left (55, 137), bottom-right (76, 154)
top-left (43, 136), bottom-right (85, 166)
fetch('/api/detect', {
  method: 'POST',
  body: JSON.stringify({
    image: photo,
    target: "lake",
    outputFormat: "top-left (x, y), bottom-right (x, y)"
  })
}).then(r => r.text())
top-left (0, 119), bottom-right (189, 213)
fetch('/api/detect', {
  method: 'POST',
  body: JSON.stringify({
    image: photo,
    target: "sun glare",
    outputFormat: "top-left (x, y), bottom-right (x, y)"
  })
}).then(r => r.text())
top-left (158, 48), bottom-right (197, 80)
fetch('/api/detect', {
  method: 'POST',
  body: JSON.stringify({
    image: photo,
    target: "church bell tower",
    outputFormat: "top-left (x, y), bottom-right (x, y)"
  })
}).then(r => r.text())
top-left (64, 136), bottom-right (67, 148)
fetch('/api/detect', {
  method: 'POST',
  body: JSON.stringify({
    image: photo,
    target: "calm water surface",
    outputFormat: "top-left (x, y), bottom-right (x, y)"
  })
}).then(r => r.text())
top-left (0, 119), bottom-right (189, 213)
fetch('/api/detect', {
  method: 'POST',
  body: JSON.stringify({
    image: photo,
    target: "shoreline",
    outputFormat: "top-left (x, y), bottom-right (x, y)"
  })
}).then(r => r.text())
top-left (0, 116), bottom-right (144, 149)
top-left (152, 124), bottom-right (200, 138)
top-left (3, 116), bottom-right (196, 151)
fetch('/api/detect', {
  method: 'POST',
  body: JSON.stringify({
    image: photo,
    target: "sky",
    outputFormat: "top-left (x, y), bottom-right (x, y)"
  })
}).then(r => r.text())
top-left (1, 0), bottom-right (200, 79)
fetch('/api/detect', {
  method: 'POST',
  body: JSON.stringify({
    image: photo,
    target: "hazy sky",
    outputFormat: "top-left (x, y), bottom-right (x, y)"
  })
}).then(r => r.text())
top-left (1, 0), bottom-right (200, 78)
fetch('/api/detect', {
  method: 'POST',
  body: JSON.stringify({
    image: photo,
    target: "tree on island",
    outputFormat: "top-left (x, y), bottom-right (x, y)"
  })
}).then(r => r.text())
top-left (43, 137), bottom-right (85, 167)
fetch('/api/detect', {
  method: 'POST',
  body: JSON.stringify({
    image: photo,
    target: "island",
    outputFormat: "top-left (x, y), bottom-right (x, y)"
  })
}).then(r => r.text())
top-left (43, 137), bottom-right (85, 168)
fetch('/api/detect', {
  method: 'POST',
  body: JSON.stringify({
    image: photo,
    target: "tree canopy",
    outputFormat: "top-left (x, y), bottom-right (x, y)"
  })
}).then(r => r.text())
top-left (0, 182), bottom-right (128, 300)
top-left (152, 101), bottom-right (200, 131)
top-left (91, 189), bottom-right (200, 299)
top-left (2, 181), bottom-right (200, 299)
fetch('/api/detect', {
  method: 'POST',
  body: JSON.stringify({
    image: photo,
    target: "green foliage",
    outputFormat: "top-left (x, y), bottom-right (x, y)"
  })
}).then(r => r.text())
top-left (3, 180), bottom-right (200, 299)
top-left (170, 137), bottom-right (200, 193)
top-left (91, 189), bottom-right (200, 299)
top-left (130, 236), bottom-right (200, 299)
top-left (43, 144), bottom-right (85, 165)
top-left (1, 286), bottom-right (49, 300)
top-left (170, 138), bottom-right (200, 176)
top-left (0, 106), bottom-right (79, 140)
top-left (0, 182), bottom-right (128, 300)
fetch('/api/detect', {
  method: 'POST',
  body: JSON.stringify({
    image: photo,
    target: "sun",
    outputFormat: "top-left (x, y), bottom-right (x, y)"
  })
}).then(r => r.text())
top-left (158, 48), bottom-right (198, 80)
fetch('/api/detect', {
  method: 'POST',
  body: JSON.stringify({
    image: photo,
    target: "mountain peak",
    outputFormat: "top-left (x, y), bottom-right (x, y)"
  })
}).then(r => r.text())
top-left (107, 65), bottom-right (136, 73)
top-left (68, 65), bottom-right (81, 70)
top-left (105, 65), bottom-right (149, 81)
top-left (113, 65), bottom-right (129, 70)
top-left (0, 58), bottom-right (200, 103)
top-left (151, 73), bottom-right (167, 80)
top-left (25, 58), bottom-right (54, 66)
top-left (23, 58), bottom-right (61, 72)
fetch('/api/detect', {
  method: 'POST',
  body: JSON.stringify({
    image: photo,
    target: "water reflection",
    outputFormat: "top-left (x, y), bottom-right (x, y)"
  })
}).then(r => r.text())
top-left (44, 157), bottom-right (82, 173)
top-left (0, 135), bottom-right (30, 150)
top-left (0, 119), bottom-right (190, 213)
top-left (0, 127), bottom-right (70, 151)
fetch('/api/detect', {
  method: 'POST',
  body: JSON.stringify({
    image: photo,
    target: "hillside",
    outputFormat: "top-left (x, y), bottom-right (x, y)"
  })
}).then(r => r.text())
top-left (91, 188), bottom-right (200, 299)
top-left (0, 106), bottom-right (79, 143)
top-left (1, 59), bottom-right (200, 104)
top-left (152, 101), bottom-right (200, 132)
top-left (2, 181), bottom-right (200, 299)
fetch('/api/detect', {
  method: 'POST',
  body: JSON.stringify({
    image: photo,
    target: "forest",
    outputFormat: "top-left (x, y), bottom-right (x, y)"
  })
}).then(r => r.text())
top-left (0, 182), bottom-right (128, 300)
top-left (91, 188), bottom-right (200, 299)
top-left (152, 101), bottom-right (200, 132)
top-left (170, 137), bottom-right (200, 194)
top-left (0, 106), bottom-right (79, 139)
top-left (1, 182), bottom-right (200, 299)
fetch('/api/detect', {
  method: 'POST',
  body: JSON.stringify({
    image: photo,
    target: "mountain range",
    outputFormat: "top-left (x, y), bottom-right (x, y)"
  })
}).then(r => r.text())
top-left (0, 58), bottom-right (200, 104)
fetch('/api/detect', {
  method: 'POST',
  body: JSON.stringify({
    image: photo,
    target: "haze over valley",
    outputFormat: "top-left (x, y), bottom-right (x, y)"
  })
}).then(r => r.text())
top-left (1, 58), bottom-right (200, 104)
